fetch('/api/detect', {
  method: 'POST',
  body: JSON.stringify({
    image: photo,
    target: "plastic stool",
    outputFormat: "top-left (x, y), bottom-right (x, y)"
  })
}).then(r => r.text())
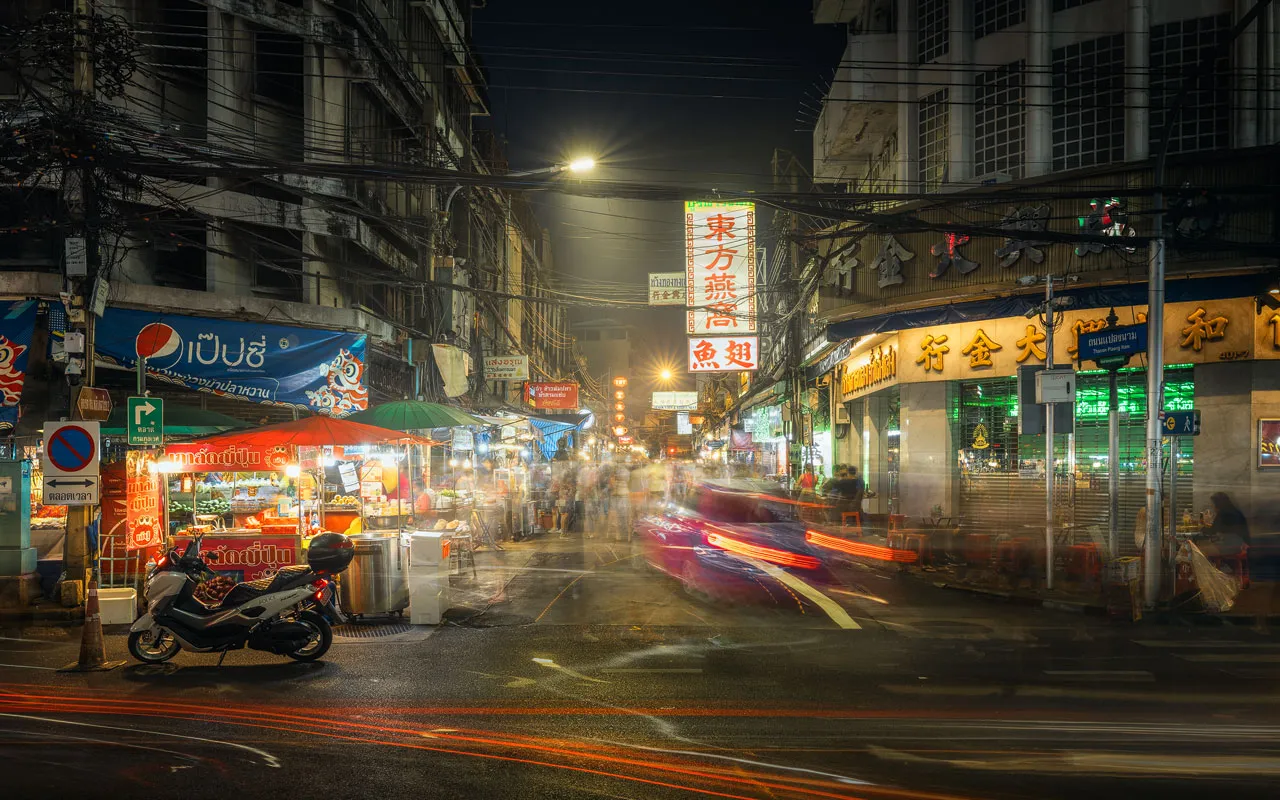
top-left (841, 511), bottom-right (862, 531)
top-left (888, 514), bottom-right (907, 532)
top-left (903, 532), bottom-right (931, 565)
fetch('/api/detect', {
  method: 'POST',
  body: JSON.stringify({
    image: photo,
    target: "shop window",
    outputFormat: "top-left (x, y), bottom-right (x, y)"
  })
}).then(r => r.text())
top-left (1051, 34), bottom-right (1125, 172)
top-left (974, 61), bottom-right (1025, 179)
top-left (953, 368), bottom-right (1195, 553)
top-left (974, 0), bottom-right (1025, 40)
top-left (916, 0), bottom-right (949, 64)
top-left (1150, 14), bottom-right (1231, 156)
top-left (918, 89), bottom-right (949, 190)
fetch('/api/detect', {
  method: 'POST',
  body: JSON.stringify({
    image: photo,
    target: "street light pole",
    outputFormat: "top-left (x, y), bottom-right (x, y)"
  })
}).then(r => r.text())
top-left (1043, 276), bottom-right (1055, 591)
top-left (1142, 0), bottom-right (1272, 607)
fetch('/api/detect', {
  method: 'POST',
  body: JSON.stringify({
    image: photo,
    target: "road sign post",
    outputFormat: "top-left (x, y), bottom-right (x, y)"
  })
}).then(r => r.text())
top-left (127, 396), bottom-right (164, 446)
top-left (41, 421), bottom-right (101, 506)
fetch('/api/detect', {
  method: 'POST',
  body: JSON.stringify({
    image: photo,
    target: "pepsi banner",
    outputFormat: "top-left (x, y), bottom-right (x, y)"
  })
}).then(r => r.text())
top-left (94, 308), bottom-right (369, 416)
top-left (0, 301), bottom-right (37, 434)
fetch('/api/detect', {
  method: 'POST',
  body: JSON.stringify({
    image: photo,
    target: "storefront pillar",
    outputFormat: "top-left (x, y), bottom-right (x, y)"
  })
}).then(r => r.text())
top-left (1194, 361), bottom-right (1280, 528)
top-left (860, 394), bottom-right (892, 516)
top-left (900, 382), bottom-right (958, 520)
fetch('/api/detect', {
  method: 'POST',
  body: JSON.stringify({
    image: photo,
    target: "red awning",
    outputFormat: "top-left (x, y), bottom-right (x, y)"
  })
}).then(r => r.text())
top-left (179, 416), bottom-right (435, 449)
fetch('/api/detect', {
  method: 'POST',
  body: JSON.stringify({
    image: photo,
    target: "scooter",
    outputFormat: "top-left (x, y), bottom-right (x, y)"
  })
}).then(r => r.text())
top-left (128, 532), bottom-right (355, 664)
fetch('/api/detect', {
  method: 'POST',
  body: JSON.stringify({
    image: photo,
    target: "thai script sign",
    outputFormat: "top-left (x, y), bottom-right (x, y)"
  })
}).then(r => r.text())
top-left (840, 344), bottom-right (898, 401)
top-left (524, 382), bottom-right (580, 410)
top-left (172, 535), bottom-right (299, 582)
top-left (651, 391), bottom-right (699, 411)
top-left (165, 442), bottom-right (294, 472)
top-left (648, 272), bottom-right (687, 306)
top-left (93, 308), bottom-right (369, 416)
top-left (483, 354), bottom-right (529, 381)
top-left (685, 201), bottom-right (756, 334)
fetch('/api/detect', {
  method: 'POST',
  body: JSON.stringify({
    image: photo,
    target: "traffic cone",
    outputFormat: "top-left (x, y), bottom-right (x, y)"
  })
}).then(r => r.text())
top-left (59, 579), bottom-right (127, 672)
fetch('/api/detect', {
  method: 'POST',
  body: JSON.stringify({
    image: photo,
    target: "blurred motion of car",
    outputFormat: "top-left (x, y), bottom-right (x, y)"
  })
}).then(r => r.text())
top-left (635, 480), bottom-right (840, 603)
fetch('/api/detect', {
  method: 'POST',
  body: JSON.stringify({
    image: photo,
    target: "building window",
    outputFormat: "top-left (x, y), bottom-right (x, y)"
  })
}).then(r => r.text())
top-left (1052, 0), bottom-right (1099, 10)
top-left (974, 61), bottom-right (1025, 178)
top-left (1051, 34), bottom-right (1125, 172)
top-left (253, 30), bottom-right (303, 106)
top-left (1150, 14), bottom-right (1231, 155)
top-left (579, 330), bottom-right (601, 341)
top-left (974, 0), bottom-right (1025, 40)
top-left (918, 89), bottom-right (949, 190)
top-left (917, 0), bottom-right (949, 64)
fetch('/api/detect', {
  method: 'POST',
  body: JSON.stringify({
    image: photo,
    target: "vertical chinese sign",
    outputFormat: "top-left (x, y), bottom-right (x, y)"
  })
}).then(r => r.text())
top-left (685, 201), bottom-right (757, 372)
top-left (686, 201), bottom-right (756, 334)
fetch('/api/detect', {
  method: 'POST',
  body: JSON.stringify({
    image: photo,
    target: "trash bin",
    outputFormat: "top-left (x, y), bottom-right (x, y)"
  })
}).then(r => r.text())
top-left (338, 533), bottom-right (409, 616)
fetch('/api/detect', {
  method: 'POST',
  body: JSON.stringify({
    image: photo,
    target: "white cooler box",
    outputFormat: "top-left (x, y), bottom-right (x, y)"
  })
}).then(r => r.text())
top-left (98, 587), bottom-right (137, 625)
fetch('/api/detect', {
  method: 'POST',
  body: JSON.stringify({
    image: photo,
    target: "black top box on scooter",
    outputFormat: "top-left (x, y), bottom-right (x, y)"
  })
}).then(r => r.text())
top-left (307, 532), bottom-right (355, 574)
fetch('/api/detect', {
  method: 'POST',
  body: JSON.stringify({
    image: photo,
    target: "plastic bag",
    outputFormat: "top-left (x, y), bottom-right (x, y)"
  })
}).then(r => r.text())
top-left (1184, 541), bottom-right (1241, 612)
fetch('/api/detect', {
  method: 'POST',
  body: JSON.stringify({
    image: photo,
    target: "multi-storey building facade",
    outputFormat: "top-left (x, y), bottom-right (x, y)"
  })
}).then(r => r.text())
top-left (799, 0), bottom-right (1280, 546)
top-left (0, 1), bottom-right (568, 429)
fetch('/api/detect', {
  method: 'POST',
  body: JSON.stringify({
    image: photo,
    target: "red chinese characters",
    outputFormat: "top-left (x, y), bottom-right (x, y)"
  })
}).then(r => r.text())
top-left (687, 336), bottom-right (759, 373)
top-left (686, 202), bottom-right (756, 335)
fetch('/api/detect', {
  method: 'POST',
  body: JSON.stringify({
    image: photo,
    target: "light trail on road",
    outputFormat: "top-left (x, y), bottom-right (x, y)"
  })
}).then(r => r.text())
top-left (0, 683), bottom-right (989, 800)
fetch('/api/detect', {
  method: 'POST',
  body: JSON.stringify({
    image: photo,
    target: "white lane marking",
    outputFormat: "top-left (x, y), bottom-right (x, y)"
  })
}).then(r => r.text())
top-left (0, 636), bottom-right (64, 643)
top-left (599, 668), bottom-right (703, 674)
top-left (0, 713), bottom-right (282, 768)
top-left (1135, 640), bottom-right (1280, 649)
top-left (738, 556), bottom-right (861, 630)
top-left (0, 663), bottom-right (58, 671)
top-left (1043, 670), bottom-right (1154, 681)
top-left (1178, 654), bottom-right (1280, 663)
top-left (532, 657), bottom-right (610, 683)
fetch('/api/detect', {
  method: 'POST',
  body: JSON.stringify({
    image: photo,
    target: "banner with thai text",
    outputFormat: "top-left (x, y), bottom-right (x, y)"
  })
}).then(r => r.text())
top-left (165, 441), bottom-right (294, 472)
top-left (94, 308), bottom-right (369, 416)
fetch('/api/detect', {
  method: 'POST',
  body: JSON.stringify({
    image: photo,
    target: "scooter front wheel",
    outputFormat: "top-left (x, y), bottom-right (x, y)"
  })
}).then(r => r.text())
top-left (285, 610), bottom-right (333, 662)
top-left (128, 629), bottom-right (180, 663)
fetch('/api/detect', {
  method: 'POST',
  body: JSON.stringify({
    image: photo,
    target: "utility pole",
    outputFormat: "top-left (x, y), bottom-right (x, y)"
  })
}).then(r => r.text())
top-left (1105, 308), bottom-right (1120, 561)
top-left (1143, 0), bottom-right (1273, 607)
top-left (1043, 276), bottom-right (1055, 591)
top-left (62, 0), bottom-right (99, 600)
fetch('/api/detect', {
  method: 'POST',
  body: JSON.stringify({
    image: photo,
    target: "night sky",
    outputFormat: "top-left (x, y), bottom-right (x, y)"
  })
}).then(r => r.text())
top-left (472, 2), bottom-right (845, 388)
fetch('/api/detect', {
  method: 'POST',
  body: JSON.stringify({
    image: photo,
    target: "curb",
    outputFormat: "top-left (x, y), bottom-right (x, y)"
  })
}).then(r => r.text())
top-left (932, 580), bottom-right (1106, 614)
top-left (0, 605), bottom-right (85, 624)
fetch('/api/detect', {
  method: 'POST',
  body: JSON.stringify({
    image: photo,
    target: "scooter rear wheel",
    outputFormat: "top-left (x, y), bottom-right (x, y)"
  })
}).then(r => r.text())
top-left (285, 610), bottom-right (333, 662)
top-left (128, 629), bottom-right (180, 663)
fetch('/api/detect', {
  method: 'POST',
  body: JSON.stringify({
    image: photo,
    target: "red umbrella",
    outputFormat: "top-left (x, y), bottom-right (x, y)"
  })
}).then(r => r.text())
top-left (184, 416), bottom-right (436, 448)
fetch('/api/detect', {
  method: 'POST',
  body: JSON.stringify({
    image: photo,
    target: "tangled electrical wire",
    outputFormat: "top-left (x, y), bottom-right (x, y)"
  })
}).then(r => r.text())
top-left (1, 11), bottom-right (142, 100)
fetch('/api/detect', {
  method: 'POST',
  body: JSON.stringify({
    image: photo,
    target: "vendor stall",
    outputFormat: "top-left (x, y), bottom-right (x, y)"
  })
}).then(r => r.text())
top-left (160, 416), bottom-right (433, 584)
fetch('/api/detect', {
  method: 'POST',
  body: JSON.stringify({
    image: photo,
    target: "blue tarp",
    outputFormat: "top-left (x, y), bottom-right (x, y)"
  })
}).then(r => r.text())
top-left (826, 274), bottom-right (1274, 341)
top-left (529, 417), bottom-right (579, 460)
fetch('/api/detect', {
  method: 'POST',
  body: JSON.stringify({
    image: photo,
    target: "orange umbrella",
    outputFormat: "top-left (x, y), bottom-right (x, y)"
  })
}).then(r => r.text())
top-left (183, 415), bottom-right (436, 448)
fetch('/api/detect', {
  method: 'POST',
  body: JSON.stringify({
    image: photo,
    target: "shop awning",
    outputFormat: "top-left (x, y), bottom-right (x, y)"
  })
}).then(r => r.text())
top-left (180, 416), bottom-right (435, 449)
top-left (101, 404), bottom-right (249, 436)
top-left (825, 273), bottom-right (1275, 341)
top-left (348, 400), bottom-right (486, 431)
top-left (529, 417), bottom-right (580, 460)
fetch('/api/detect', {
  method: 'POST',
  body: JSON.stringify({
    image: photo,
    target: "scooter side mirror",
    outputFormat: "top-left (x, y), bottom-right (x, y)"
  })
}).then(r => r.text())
top-left (205, 551), bottom-right (220, 563)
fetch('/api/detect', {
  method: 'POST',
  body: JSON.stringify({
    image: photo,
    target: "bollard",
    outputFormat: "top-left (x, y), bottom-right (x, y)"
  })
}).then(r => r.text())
top-left (59, 579), bottom-right (127, 672)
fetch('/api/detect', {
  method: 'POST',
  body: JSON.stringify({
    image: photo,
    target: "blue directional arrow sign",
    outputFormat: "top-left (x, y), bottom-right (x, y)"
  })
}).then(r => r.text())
top-left (1160, 410), bottom-right (1201, 437)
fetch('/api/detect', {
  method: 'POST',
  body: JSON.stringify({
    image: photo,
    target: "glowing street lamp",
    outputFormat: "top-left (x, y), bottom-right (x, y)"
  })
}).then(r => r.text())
top-left (567, 156), bottom-right (596, 173)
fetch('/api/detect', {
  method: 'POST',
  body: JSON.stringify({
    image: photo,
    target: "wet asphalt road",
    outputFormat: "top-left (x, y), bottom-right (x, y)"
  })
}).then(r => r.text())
top-left (3, 535), bottom-right (1280, 799)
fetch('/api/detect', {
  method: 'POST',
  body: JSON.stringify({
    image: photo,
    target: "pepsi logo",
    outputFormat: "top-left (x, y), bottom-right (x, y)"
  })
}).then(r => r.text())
top-left (136, 322), bottom-right (184, 369)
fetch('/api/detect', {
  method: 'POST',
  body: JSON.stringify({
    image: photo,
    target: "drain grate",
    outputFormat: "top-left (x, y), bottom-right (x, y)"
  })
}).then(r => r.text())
top-left (333, 622), bottom-right (414, 639)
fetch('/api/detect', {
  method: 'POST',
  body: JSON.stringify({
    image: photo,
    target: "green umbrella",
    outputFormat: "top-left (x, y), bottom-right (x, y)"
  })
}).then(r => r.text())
top-left (349, 400), bottom-right (486, 431)
top-left (100, 404), bottom-right (250, 436)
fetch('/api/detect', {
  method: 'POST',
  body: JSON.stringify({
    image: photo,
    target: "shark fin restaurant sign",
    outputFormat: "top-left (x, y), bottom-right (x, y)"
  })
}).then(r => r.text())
top-left (93, 309), bottom-right (370, 416)
top-left (686, 201), bottom-right (756, 335)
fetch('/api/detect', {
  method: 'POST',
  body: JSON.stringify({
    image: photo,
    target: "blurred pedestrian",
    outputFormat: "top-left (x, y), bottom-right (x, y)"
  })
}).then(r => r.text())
top-left (1202, 491), bottom-right (1250, 547)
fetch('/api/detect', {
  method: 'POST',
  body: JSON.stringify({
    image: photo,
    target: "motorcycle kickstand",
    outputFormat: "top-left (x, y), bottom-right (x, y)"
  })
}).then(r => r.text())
top-left (216, 650), bottom-right (228, 667)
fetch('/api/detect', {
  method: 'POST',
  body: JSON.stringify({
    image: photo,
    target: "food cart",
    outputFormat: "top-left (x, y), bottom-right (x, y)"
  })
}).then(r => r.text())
top-left (160, 417), bottom-right (433, 585)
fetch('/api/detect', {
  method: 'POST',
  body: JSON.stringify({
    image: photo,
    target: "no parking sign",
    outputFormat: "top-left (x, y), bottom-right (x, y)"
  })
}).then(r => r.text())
top-left (41, 421), bottom-right (101, 505)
